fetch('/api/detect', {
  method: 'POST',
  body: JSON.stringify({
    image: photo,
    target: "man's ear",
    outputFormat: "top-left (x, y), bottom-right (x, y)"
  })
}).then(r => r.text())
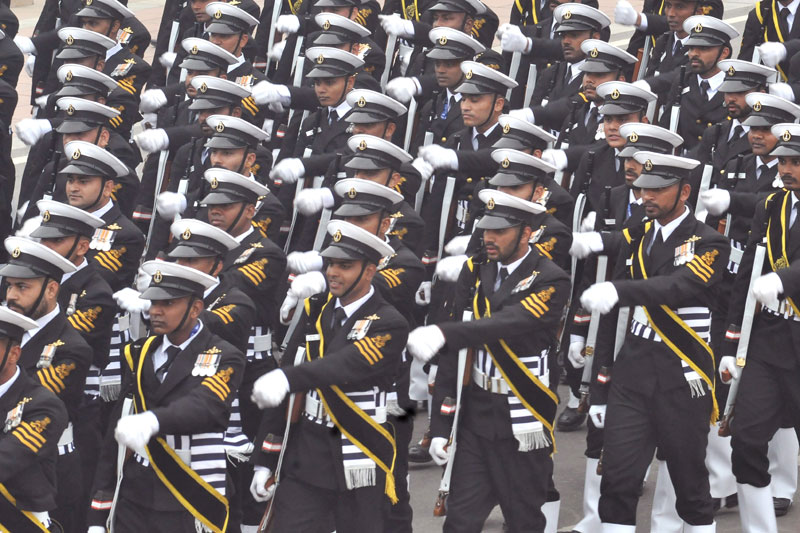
top-left (46, 279), bottom-right (60, 300)
top-left (77, 237), bottom-right (91, 258)
top-left (190, 297), bottom-right (205, 319)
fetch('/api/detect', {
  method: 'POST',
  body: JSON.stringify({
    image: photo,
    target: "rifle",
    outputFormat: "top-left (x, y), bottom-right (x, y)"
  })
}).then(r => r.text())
top-left (693, 164), bottom-right (714, 223)
top-left (507, 51), bottom-right (521, 100)
top-left (414, 130), bottom-right (434, 214)
top-left (668, 65), bottom-right (686, 134)
top-left (578, 186), bottom-right (612, 413)
top-left (719, 155), bottom-right (744, 237)
top-left (265, 0), bottom-right (285, 72)
top-left (165, 1), bottom-right (187, 78)
top-left (523, 64), bottom-right (538, 108)
top-left (382, 35), bottom-right (398, 88)
top-left (403, 97), bottom-right (418, 153)
top-left (107, 396), bottom-right (134, 532)
top-left (433, 310), bottom-right (473, 516)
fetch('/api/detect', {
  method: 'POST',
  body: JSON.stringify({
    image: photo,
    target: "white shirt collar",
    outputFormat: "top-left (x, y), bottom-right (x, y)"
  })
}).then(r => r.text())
top-left (329, 99), bottom-right (352, 120)
top-left (334, 285), bottom-right (375, 324)
top-left (497, 248), bottom-right (531, 277)
top-left (568, 59), bottom-right (585, 81)
top-left (90, 200), bottom-right (115, 219)
top-left (105, 42), bottom-right (123, 60)
top-left (674, 32), bottom-right (690, 47)
top-left (782, 0), bottom-right (799, 17)
top-left (233, 226), bottom-right (254, 243)
top-left (227, 53), bottom-right (246, 73)
top-left (204, 279), bottom-right (221, 299)
top-left (652, 205), bottom-right (690, 242)
top-left (446, 88), bottom-right (462, 102)
top-left (629, 188), bottom-right (642, 205)
top-left (0, 367), bottom-right (20, 398)
top-left (472, 122), bottom-right (498, 142)
top-left (698, 69), bottom-right (726, 99)
top-left (756, 155), bottom-right (778, 169)
top-left (21, 305), bottom-right (61, 347)
top-left (729, 118), bottom-right (750, 138)
top-left (61, 258), bottom-right (88, 283)
top-left (163, 320), bottom-right (203, 352)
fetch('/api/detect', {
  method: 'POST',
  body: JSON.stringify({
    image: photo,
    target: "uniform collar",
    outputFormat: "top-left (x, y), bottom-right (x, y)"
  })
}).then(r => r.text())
top-left (61, 258), bottom-right (88, 283)
top-left (0, 367), bottom-right (20, 398)
top-left (90, 199), bottom-right (115, 219)
top-left (21, 304), bottom-right (61, 347)
top-left (334, 285), bottom-right (375, 323)
top-left (106, 42), bottom-right (123, 60)
top-left (233, 226), bottom-right (254, 243)
top-left (497, 247), bottom-right (531, 277)
top-left (652, 205), bottom-right (690, 242)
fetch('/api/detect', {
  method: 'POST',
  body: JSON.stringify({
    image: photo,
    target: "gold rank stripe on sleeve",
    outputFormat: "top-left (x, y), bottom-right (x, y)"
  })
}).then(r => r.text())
top-left (378, 269), bottom-right (402, 288)
top-left (116, 75), bottom-right (137, 95)
top-left (685, 255), bottom-right (714, 283)
top-left (108, 115), bottom-right (123, 128)
top-left (241, 96), bottom-right (259, 115)
top-left (11, 421), bottom-right (47, 453)
top-left (237, 258), bottom-right (268, 285)
top-left (520, 292), bottom-right (549, 318)
top-left (201, 367), bottom-right (234, 402)
top-left (68, 309), bottom-right (97, 333)
top-left (211, 306), bottom-right (235, 325)
top-left (37, 366), bottom-right (66, 394)
top-left (534, 242), bottom-right (553, 259)
top-left (93, 248), bottom-right (125, 272)
top-left (353, 336), bottom-right (385, 365)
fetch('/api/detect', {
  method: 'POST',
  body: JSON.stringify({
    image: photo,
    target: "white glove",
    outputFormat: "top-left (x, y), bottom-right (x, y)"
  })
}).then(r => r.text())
top-left (113, 288), bottom-right (151, 315)
top-left (419, 144), bottom-right (458, 171)
top-left (87, 526), bottom-right (106, 533)
top-left (14, 35), bottom-right (36, 55)
top-left (251, 369), bottom-right (290, 409)
top-left (156, 191), bottom-right (187, 217)
top-left (276, 14), bottom-right (300, 34)
top-left (411, 157), bottom-right (434, 182)
top-left (379, 14), bottom-right (414, 38)
top-left (509, 107), bottom-right (535, 123)
top-left (99, 373), bottom-right (121, 402)
top-left (614, 0), bottom-right (639, 26)
top-left (567, 336), bottom-right (586, 369)
top-left (770, 82), bottom-right (795, 102)
top-left (386, 77), bottom-right (418, 103)
top-left (279, 290), bottom-right (298, 325)
top-left (136, 265), bottom-right (153, 293)
top-left (499, 23), bottom-right (530, 54)
top-left (580, 211), bottom-right (597, 233)
top-left (159, 51), bottom-right (177, 69)
top-left (415, 281), bottom-right (431, 306)
top-left (115, 411), bottom-right (159, 456)
top-left (758, 42), bottom-right (787, 67)
top-left (445, 235), bottom-right (472, 256)
top-left (700, 189), bottom-right (730, 216)
top-left (718, 356), bottom-right (738, 383)
top-left (435, 254), bottom-right (467, 282)
top-left (632, 79), bottom-right (651, 92)
top-left (250, 467), bottom-right (276, 502)
top-left (570, 231), bottom-right (604, 259)
top-left (140, 89), bottom-right (168, 113)
top-left (253, 80), bottom-right (285, 105)
top-left (35, 95), bottom-right (48, 108)
top-left (142, 112), bottom-right (158, 128)
top-left (588, 405), bottom-right (607, 429)
top-left (429, 437), bottom-right (449, 466)
top-left (580, 281), bottom-right (619, 315)
top-left (295, 187), bottom-right (335, 215)
top-left (752, 271), bottom-right (783, 308)
top-left (269, 158), bottom-right (305, 184)
top-left (24, 54), bottom-right (35, 77)
top-left (268, 39), bottom-right (286, 62)
top-left (287, 250), bottom-right (324, 274)
top-left (541, 149), bottom-right (567, 171)
top-left (290, 271), bottom-right (328, 299)
top-left (15, 118), bottom-right (52, 146)
top-left (135, 128), bottom-right (170, 153)
top-left (406, 325), bottom-right (446, 363)
top-left (15, 216), bottom-right (41, 238)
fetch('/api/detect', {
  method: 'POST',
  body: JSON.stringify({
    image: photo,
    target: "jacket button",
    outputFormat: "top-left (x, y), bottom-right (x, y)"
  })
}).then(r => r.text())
top-left (466, 177), bottom-right (472, 183)
top-left (696, 119), bottom-right (701, 124)
top-left (467, 194), bottom-right (473, 200)
top-left (720, 169), bottom-right (725, 174)
top-left (441, 137), bottom-right (447, 142)
top-left (707, 122), bottom-right (712, 127)
top-left (698, 136), bottom-right (702, 140)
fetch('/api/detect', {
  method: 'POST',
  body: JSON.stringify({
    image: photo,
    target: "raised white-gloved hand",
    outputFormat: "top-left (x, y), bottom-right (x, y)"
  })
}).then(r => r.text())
top-left (758, 42), bottom-right (787, 67)
top-left (445, 235), bottom-right (472, 256)
top-left (411, 157), bottom-right (434, 182)
top-left (269, 158), bottom-right (305, 184)
top-left (276, 14), bottom-right (300, 34)
top-left (140, 89), bottom-right (168, 113)
top-left (291, 271), bottom-right (327, 299)
top-left (24, 54), bottom-right (35, 77)
top-left (700, 189), bottom-right (730, 216)
top-left (581, 211), bottom-right (597, 232)
top-left (588, 405), bottom-right (607, 428)
top-left (752, 272), bottom-right (783, 308)
top-left (570, 231), bottom-right (604, 259)
top-left (87, 526), bottom-right (106, 533)
top-left (99, 372), bottom-right (121, 402)
top-left (15, 118), bottom-right (52, 146)
top-left (770, 82), bottom-right (795, 102)
top-left (287, 250), bottom-right (324, 274)
top-left (250, 467), bottom-right (276, 502)
top-left (386, 77), bottom-right (418, 103)
top-left (415, 281), bottom-right (431, 306)
top-left (406, 325), bottom-right (446, 363)
top-left (379, 14), bottom-right (414, 38)
top-left (508, 107), bottom-right (535, 123)
top-left (295, 187), bottom-right (335, 215)
top-left (159, 51), bottom-right (177, 69)
top-left (718, 356), bottom-right (738, 383)
top-left (419, 144), bottom-right (459, 171)
top-left (279, 290), bottom-right (298, 325)
top-left (113, 288), bottom-right (151, 315)
top-left (429, 437), bottom-right (449, 466)
top-left (268, 39), bottom-right (286, 62)
top-left (156, 191), bottom-right (186, 217)
top-left (632, 79), bottom-right (651, 92)
top-left (142, 112), bottom-right (158, 128)
top-left (14, 35), bottom-right (36, 55)
top-left (136, 265), bottom-right (153, 293)
top-left (541, 149), bottom-right (567, 171)
top-left (614, 0), bottom-right (639, 26)
top-left (499, 23), bottom-right (531, 54)
top-left (253, 80), bottom-right (286, 105)
top-left (251, 369), bottom-right (290, 409)
top-left (567, 335), bottom-right (586, 369)
top-left (435, 254), bottom-right (467, 283)
top-left (580, 281), bottom-right (619, 315)
top-left (115, 411), bottom-right (159, 456)
top-left (135, 128), bottom-right (170, 153)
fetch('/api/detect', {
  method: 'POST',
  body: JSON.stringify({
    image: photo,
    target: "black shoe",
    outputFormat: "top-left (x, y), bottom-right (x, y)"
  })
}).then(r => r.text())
top-left (774, 497), bottom-right (791, 517)
top-left (713, 493), bottom-right (737, 514)
top-left (408, 431), bottom-right (432, 463)
top-left (556, 407), bottom-right (586, 432)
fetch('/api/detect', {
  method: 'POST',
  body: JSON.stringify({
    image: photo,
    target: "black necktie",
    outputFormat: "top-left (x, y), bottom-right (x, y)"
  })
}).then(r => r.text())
top-left (673, 40), bottom-right (684, 57)
top-left (564, 64), bottom-right (573, 84)
top-left (700, 80), bottom-right (710, 101)
top-left (731, 125), bottom-right (744, 141)
top-left (329, 109), bottom-right (338, 124)
top-left (758, 164), bottom-right (770, 179)
top-left (647, 228), bottom-right (662, 256)
top-left (475, 132), bottom-right (486, 149)
top-left (498, 267), bottom-right (509, 286)
top-left (780, 7), bottom-right (791, 36)
top-left (586, 106), bottom-right (598, 130)
top-left (332, 307), bottom-right (347, 329)
top-left (156, 345), bottom-right (181, 382)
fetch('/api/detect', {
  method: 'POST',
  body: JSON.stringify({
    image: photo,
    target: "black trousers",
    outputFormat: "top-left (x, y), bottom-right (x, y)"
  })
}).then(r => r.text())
top-left (270, 475), bottom-right (385, 533)
top-left (72, 395), bottom-right (104, 532)
top-left (731, 356), bottom-right (800, 487)
top-left (443, 427), bottom-right (553, 533)
top-left (51, 449), bottom-right (82, 533)
top-left (113, 497), bottom-right (196, 533)
top-left (599, 381), bottom-right (713, 526)
top-left (384, 413), bottom-right (414, 533)
top-left (585, 416), bottom-right (604, 459)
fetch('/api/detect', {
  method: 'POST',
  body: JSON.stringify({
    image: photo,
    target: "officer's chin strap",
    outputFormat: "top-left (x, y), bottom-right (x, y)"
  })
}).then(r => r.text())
top-left (233, 31), bottom-right (244, 58)
top-left (65, 235), bottom-right (81, 263)
top-left (339, 260), bottom-right (369, 302)
top-left (667, 181), bottom-right (684, 217)
top-left (0, 340), bottom-right (14, 377)
top-left (225, 202), bottom-right (248, 234)
top-left (171, 295), bottom-right (197, 337)
top-left (23, 276), bottom-right (51, 322)
top-left (475, 94), bottom-right (499, 131)
top-left (497, 224), bottom-right (526, 264)
top-left (236, 147), bottom-right (251, 174)
top-left (86, 177), bottom-right (108, 212)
